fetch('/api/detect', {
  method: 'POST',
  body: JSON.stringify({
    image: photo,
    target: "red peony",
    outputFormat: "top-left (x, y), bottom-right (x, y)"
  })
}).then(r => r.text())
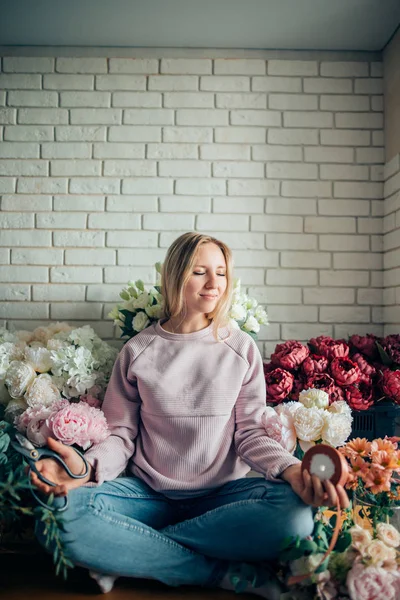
top-left (330, 356), bottom-right (361, 387)
top-left (382, 335), bottom-right (400, 366)
top-left (301, 354), bottom-right (329, 379)
top-left (345, 382), bottom-right (374, 411)
top-left (270, 340), bottom-right (309, 371)
top-left (351, 352), bottom-right (376, 384)
top-left (308, 336), bottom-right (349, 360)
top-left (287, 377), bottom-right (306, 401)
top-left (349, 333), bottom-right (379, 361)
top-left (265, 367), bottom-right (294, 404)
top-left (381, 369), bottom-right (400, 404)
top-left (305, 372), bottom-right (337, 403)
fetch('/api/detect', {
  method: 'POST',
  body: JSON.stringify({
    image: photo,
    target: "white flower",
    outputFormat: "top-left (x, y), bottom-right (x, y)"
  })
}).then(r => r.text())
top-left (108, 305), bottom-right (121, 322)
top-left (349, 525), bottom-right (372, 553)
top-left (132, 311), bottom-right (150, 332)
top-left (145, 303), bottom-right (162, 319)
top-left (262, 403), bottom-right (300, 454)
top-left (24, 345), bottom-right (52, 373)
top-left (67, 325), bottom-right (96, 350)
top-left (328, 400), bottom-right (353, 420)
top-left (0, 327), bottom-right (19, 344)
top-left (299, 388), bottom-right (330, 410)
top-left (25, 374), bottom-right (61, 408)
top-left (321, 412), bottom-right (352, 447)
top-left (0, 342), bottom-right (24, 378)
top-left (242, 315), bottom-right (260, 333)
top-left (31, 326), bottom-right (53, 345)
top-left (4, 398), bottom-right (28, 423)
top-left (293, 406), bottom-right (325, 442)
top-left (365, 539), bottom-right (396, 567)
top-left (132, 292), bottom-right (150, 310)
top-left (290, 553), bottom-right (326, 577)
top-left (4, 360), bottom-right (36, 399)
top-left (229, 303), bottom-right (247, 321)
top-left (376, 523), bottom-right (400, 548)
top-left (254, 305), bottom-right (269, 325)
top-left (229, 318), bottom-right (240, 330)
top-left (63, 373), bottom-right (97, 397)
top-left (245, 297), bottom-right (258, 310)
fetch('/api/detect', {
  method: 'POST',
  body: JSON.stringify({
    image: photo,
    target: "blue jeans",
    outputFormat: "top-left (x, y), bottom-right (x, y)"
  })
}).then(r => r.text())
top-left (36, 476), bottom-right (314, 588)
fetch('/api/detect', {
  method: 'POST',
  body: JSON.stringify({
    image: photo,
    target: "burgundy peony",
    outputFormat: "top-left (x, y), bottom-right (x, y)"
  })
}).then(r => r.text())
top-left (265, 367), bottom-right (294, 404)
top-left (382, 335), bottom-right (400, 366)
top-left (330, 356), bottom-right (361, 387)
top-left (287, 377), bottom-right (306, 401)
top-left (308, 335), bottom-right (349, 360)
top-left (301, 354), bottom-right (329, 379)
top-left (345, 382), bottom-right (374, 411)
top-left (270, 340), bottom-right (309, 371)
top-left (381, 369), bottom-right (400, 404)
top-left (349, 333), bottom-right (379, 361)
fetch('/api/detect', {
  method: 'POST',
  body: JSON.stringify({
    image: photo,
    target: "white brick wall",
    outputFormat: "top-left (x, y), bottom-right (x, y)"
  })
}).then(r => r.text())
top-left (383, 154), bottom-right (400, 335)
top-left (0, 52), bottom-right (387, 355)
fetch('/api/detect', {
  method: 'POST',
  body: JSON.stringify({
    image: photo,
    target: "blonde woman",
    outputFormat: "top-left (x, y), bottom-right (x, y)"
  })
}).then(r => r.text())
top-left (33, 232), bottom-right (349, 598)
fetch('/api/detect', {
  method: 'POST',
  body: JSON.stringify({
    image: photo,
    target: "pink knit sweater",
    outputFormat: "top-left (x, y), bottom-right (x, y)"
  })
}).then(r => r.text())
top-left (84, 320), bottom-right (300, 497)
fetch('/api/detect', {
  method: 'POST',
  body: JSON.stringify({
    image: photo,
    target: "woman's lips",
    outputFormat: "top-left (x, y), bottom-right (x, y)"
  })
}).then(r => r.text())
top-left (200, 294), bottom-right (218, 299)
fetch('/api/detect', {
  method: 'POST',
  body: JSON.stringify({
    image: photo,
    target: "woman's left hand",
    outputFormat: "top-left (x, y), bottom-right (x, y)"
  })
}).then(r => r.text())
top-left (281, 463), bottom-right (350, 509)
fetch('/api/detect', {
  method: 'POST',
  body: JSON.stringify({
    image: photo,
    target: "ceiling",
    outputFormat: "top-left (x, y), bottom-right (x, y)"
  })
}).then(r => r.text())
top-left (1, 0), bottom-right (400, 52)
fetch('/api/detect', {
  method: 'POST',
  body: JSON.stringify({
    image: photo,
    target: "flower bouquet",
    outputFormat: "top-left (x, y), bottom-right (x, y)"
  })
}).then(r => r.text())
top-left (0, 323), bottom-right (118, 576)
top-left (262, 388), bottom-right (353, 460)
top-left (109, 263), bottom-right (268, 340)
top-left (340, 436), bottom-right (400, 529)
top-left (278, 512), bottom-right (400, 599)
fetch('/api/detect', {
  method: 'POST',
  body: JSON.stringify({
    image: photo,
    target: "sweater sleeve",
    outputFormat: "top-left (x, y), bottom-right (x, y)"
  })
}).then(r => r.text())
top-left (84, 342), bottom-right (141, 485)
top-left (234, 338), bottom-right (300, 481)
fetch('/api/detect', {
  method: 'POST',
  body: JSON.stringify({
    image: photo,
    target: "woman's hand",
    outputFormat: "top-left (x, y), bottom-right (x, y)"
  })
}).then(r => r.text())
top-left (30, 437), bottom-right (93, 497)
top-left (281, 464), bottom-right (350, 509)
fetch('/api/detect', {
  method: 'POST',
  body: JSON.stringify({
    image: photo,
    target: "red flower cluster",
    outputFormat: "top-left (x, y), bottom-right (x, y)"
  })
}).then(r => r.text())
top-left (264, 334), bottom-right (400, 410)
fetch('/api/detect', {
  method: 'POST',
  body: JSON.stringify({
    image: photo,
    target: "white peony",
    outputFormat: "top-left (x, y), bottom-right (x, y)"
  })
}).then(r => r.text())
top-left (349, 525), bottom-right (372, 553)
top-left (4, 360), bottom-right (36, 399)
top-left (293, 406), bottom-right (325, 442)
top-left (242, 315), bottom-right (260, 333)
top-left (321, 412), bottom-right (352, 447)
top-left (0, 342), bottom-right (24, 378)
top-left (25, 373), bottom-right (61, 408)
top-left (133, 311), bottom-right (150, 332)
top-left (376, 523), bottom-right (400, 548)
top-left (299, 388), bottom-right (330, 410)
top-left (24, 345), bottom-right (52, 373)
top-left (229, 303), bottom-right (247, 321)
top-left (328, 400), bottom-right (353, 419)
top-left (145, 303), bottom-right (162, 319)
top-left (365, 539), bottom-right (396, 567)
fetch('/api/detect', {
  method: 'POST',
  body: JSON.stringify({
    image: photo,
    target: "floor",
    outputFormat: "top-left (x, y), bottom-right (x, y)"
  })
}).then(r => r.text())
top-left (1, 545), bottom-right (237, 600)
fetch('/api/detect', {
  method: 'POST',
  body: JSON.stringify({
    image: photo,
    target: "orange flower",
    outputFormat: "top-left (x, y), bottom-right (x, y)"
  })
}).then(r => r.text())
top-left (344, 437), bottom-right (372, 458)
top-left (363, 465), bottom-right (392, 494)
top-left (370, 438), bottom-right (396, 454)
top-left (371, 450), bottom-right (399, 471)
top-left (350, 455), bottom-right (368, 475)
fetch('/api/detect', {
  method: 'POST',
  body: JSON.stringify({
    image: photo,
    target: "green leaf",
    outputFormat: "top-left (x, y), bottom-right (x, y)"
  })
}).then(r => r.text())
top-left (298, 539), bottom-right (319, 554)
top-left (335, 532), bottom-right (352, 552)
top-left (376, 342), bottom-right (393, 367)
top-left (279, 546), bottom-right (305, 562)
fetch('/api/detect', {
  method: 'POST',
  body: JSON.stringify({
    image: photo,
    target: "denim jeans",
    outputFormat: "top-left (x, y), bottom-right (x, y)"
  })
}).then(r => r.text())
top-left (36, 476), bottom-right (314, 588)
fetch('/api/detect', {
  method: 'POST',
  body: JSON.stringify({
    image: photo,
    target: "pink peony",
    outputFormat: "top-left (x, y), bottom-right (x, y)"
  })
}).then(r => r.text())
top-left (330, 357), bottom-right (361, 387)
top-left (308, 336), bottom-right (349, 360)
top-left (300, 354), bottom-right (329, 379)
top-left (380, 369), bottom-right (400, 404)
top-left (270, 340), bottom-right (309, 371)
top-left (346, 563), bottom-right (398, 600)
top-left (349, 334), bottom-right (380, 361)
top-left (261, 404), bottom-right (298, 454)
top-left (265, 367), bottom-right (294, 404)
top-left (345, 382), bottom-right (374, 411)
top-left (48, 401), bottom-right (109, 450)
top-left (80, 394), bottom-right (102, 409)
top-left (16, 399), bottom-right (69, 447)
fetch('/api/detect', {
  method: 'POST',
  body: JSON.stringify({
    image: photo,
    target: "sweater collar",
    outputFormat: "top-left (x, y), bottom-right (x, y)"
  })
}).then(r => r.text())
top-left (155, 319), bottom-right (214, 341)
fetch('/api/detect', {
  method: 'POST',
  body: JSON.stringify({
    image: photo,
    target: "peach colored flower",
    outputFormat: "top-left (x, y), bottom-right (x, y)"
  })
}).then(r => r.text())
top-left (349, 524), bottom-right (372, 553)
top-left (363, 465), bottom-right (392, 494)
top-left (350, 455), bottom-right (369, 476)
top-left (376, 523), bottom-right (400, 548)
top-left (344, 437), bottom-right (372, 459)
top-left (365, 539), bottom-right (396, 567)
top-left (371, 438), bottom-right (397, 454)
top-left (371, 450), bottom-right (399, 472)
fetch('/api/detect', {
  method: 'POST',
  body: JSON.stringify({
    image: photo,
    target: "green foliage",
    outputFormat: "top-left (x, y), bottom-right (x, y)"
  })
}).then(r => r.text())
top-left (0, 413), bottom-right (73, 579)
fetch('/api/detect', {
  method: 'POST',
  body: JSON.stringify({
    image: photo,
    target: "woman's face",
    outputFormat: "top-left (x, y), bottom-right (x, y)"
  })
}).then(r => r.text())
top-left (183, 243), bottom-right (228, 316)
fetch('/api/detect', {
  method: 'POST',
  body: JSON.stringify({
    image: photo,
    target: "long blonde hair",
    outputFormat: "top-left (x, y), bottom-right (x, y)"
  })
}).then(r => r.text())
top-left (161, 232), bottom-right (233, 340)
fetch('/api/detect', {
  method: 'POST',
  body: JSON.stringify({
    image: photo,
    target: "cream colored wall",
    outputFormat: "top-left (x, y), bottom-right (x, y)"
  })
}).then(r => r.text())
top-left (384, 27), bottom-right (400, 162)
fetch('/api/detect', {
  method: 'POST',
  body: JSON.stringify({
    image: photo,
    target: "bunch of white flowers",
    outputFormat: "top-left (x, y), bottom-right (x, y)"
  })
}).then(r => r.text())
top-left (109, 265), bottom-right (269, 340)
top-left (228, 278), bottom-right (268, 338)
top-left (0, 323), bottom-right (118, 430)
top-left (262, 388), bottom-right (353, 456)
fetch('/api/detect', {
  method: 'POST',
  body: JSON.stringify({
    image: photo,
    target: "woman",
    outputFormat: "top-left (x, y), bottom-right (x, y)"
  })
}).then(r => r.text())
top-left (33, 232), bottom-right (349, 598)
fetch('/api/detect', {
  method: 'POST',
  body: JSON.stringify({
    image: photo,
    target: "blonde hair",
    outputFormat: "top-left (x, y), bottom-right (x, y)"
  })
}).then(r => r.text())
top-left (161, 232), bottom-right (233, 341)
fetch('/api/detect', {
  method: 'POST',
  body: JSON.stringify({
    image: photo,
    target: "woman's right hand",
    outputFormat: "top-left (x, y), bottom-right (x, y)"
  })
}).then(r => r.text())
top-left (30, 437), bottom-right (93, 497)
